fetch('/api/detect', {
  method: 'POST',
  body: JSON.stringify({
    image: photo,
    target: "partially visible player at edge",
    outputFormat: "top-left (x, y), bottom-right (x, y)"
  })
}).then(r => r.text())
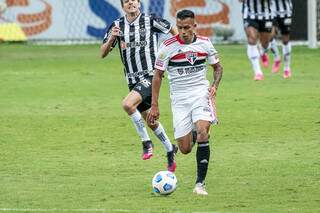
top-left (147, 10), bottom-right (223, 195)
top-left (267, 0), bottom-right (293, 78)
top-left (100, 0), bottom-right (178, 172)
top-left (240, 0), bottom-right (274, 81)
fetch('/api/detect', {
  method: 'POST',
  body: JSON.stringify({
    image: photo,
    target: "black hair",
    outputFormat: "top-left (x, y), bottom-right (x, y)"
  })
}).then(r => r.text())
top-left (176, 10), bottom-right (195, 20)
top-left (120, 0), bottom-right (140, 8)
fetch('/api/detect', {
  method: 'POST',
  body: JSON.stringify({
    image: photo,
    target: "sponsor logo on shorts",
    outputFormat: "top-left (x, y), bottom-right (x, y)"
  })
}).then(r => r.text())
top-left (203, 107), bottom-right (211, 113)
top-left (140, 79), bottom-right (151, 88)
top-left (265, 21), bottom-right (273, 28)
top-left (284, 18), bottom-right (292, 25)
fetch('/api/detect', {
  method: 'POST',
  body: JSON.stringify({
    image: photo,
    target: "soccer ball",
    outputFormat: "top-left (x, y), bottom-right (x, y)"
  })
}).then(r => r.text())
top-left (152, 171), bottom-right (177, 195)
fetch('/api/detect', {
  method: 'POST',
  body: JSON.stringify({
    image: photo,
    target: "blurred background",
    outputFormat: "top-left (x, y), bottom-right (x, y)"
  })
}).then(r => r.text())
top-left (0, 0), bottom-right (319, 45)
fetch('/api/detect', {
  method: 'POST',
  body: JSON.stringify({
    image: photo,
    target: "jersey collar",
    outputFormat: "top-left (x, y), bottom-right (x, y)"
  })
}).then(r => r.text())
top-left (125, 12), bottom-right (142, 25)
top-left (175, 34), bottom-right (197, 44)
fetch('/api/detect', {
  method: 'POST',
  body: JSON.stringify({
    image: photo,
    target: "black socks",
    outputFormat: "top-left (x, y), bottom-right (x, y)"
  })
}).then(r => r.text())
top-left (196, 141), bottom-right (210, 184)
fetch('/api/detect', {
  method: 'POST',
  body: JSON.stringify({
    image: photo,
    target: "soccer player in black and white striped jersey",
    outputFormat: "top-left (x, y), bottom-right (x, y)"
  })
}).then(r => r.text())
top-left (267, 0), bottom-right (293, 78)
top-left (101, 0), bottom-right (178, 172)
top-left (240, 0), bottom-right (274, 81)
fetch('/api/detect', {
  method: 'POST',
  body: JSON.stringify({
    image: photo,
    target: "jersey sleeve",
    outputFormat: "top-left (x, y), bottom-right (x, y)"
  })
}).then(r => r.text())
top-left (151, 14), bottom-right (172, 34)
top-left (207, 41), bottom-right (220, 65)
top-left (102, 22), bottom-right (118, 49)
top-left (154, 43), bottom-right (170, 71)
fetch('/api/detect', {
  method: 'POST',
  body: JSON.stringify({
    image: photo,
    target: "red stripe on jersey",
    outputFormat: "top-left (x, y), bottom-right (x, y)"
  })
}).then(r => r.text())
top-left (171, 52), bottom-right (208, 60)
top-left (164, 37), bottom-right (178, 46)
top-left (171, 53), bottom-right (185, 60)
top-left (197, 52), bottom-right (208, 57)
top-left (197, 35), bottom-right (209, 41)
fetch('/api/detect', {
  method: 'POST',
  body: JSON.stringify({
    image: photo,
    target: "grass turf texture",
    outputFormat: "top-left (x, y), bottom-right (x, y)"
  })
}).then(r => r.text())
top-left (0, 44), bottom-right (319, 213)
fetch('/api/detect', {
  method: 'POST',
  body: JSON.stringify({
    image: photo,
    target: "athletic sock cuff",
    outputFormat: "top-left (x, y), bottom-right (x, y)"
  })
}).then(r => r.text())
top-left (197, 141), bottom-right (209, 147)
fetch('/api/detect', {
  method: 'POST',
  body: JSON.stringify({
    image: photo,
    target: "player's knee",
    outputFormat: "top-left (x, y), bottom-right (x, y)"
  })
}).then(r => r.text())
top-left (177, 142), bottom-right (192, 154)
top-left (247, 35), bottom-right (257, 45)
top-left (197, 129), bottom-right (209, 142)
top-left (179, 147), bottom-right (192, 155)
top-left (122, 100), bottom-right (135, 113)
top-left (248, 39), bottom-right (257, 45)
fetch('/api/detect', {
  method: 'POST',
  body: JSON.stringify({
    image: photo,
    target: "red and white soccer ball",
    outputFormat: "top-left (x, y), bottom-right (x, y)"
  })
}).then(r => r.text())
top-left (152, 171), bottom-right (177, 195)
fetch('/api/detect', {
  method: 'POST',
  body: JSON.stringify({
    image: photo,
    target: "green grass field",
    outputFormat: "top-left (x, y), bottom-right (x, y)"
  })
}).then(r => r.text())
top-left (0, 43), bottom-right (319, 213)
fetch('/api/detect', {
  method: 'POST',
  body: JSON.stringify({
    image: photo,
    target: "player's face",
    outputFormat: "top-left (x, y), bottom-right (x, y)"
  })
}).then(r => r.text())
top-left (122, 0), bottom-right (140, 15)
top-left (176, 18), bottom-right (196, 44)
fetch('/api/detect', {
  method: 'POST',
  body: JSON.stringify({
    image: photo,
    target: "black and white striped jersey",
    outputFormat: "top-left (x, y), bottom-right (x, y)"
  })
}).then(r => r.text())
top-left (103, 13), bottom-right (171, 86)
top-left (242, 0), bottom-right (274, 20)
top-left (272, 0), bottom-right (292, 18)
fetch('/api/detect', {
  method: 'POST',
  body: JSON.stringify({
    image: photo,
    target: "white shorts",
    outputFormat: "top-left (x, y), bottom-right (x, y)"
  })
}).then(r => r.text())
top-left (171, 91), bottom-right (218, 139)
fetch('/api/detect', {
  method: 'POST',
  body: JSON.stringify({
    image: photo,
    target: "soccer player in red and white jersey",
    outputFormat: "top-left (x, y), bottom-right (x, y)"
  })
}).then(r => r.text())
top-left (147, 10), bottom-right (223, 195)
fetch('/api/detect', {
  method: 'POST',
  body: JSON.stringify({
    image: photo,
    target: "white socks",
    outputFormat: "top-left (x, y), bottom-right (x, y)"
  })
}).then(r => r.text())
top-left (130, 110), bottom-right (150, 142)
top-left (270, 38), bottom-right (280, 61)
top-left (130, 110), bottom-right (173, 152)
top-left (247, 44), bottom-right (263, 74)
top-left (282, 42), bottom-right (292, 70)
top-left (153, 123), bottom-right (173, 152)
top-left (260, 45), bottom-right (269, 55)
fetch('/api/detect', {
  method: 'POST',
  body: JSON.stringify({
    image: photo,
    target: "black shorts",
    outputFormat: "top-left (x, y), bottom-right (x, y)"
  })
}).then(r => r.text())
top-left (128, 75), bottom-right (153, 113)
top-left (273, 17), bottom-right (292, 35)
top-left (243, 19), bottom-right (273, 33)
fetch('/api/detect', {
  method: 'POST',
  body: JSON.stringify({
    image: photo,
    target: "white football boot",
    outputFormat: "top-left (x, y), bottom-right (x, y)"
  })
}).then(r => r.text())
top-left (193, 182), bottom-right (208, 195)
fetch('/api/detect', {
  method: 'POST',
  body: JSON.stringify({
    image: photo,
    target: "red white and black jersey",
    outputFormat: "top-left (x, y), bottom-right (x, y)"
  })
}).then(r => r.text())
top-left (103, 13), bottom-right (171, 86)
top-left (272, 0), bottom-right (292, 18)
top-left (242, 0), bottom-right (274, 20)
top-left (155, 35), bottom-right (219, 97)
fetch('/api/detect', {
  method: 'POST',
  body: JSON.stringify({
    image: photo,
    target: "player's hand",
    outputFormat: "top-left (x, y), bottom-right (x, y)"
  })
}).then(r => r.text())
top-left (208, 86), bottom-right (217, 99)
top-left (111, 26), bottom-right (121, 38)
top-left (147, 105), bottom-right (160, 125)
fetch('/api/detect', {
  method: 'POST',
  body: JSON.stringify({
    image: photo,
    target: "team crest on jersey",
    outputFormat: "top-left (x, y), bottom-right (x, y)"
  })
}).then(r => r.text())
top-left (186, 52), bottom-right (197, 65)
top-left (139, 28), bottom-right (146, 36)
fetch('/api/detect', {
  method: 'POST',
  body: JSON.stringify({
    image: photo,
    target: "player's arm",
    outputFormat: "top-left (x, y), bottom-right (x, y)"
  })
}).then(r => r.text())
top-left (207, 41), bottom-right (223, 97)
top-left (147, 69), bottom-right (165, 124)
top-left (100, 25), bottom-right (119, 58)
top-left (210, 62), bottom-right (223, 97)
